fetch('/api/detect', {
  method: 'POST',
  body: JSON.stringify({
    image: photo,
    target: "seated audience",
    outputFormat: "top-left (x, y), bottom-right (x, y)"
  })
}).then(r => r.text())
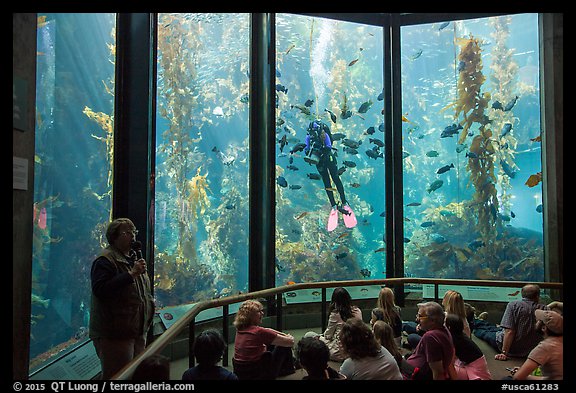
top-left (232, 299), bottom-right (295, 380)
top-left (406, 301), bottom-right (457, 380)
top-left (296, 337), bottom-right (346, 380)
top-left (474, 284), bottom-right (546, 361)
top-left (372, 320), bottom-right (415, 380)
top-left (339, 318), bottom-right (403, 380)
top-left (376, 287), bottom-right (403, 347)
top-left (182, 329), bottom-right (238, 380)
top-left (304, 287), bottom-right (363, 362)
top-left (509, 309), bottom-right (563, 380)
top-left (445, 313), bottom-right (492, 380)
top-left (370, 307), bottom-right (385, 326)
top-left (443, 289), bottom-right (472, 338)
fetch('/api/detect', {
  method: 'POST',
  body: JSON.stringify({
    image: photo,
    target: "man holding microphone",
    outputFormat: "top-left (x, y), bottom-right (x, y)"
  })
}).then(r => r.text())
top-left (89, 218), bottom-right (155, 379)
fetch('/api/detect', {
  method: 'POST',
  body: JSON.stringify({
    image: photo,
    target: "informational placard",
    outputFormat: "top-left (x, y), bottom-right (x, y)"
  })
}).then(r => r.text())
top-left (30, 341), bottom-right (101, 380)
top-left (159, 303), bottom-right (240, 329)
top-left (13, 156), bottom-right (28, 190)
top-left (422, 284), bottom-right (523, 302)
top-left (284, 285), bottom-right (382, 304)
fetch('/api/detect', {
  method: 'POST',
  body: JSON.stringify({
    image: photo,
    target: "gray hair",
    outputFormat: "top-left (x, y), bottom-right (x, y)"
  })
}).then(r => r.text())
top-left (105, 218), bottom-right (135, 244)
top-left (417, 301), bottom-right (445, 326)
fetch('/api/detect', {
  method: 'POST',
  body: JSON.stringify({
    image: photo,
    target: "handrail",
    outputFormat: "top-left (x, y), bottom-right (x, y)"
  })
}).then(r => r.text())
top-left (113, 277), bottom-right (563, 380)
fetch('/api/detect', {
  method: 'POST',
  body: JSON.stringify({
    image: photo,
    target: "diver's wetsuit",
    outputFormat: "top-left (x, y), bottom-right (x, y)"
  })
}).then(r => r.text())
top-left (304, 121), bottom-right (347, 207)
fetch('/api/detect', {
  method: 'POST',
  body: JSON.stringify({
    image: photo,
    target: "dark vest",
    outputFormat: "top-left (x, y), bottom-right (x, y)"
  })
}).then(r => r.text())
top-left (89, 247), bottom-right (155, 339)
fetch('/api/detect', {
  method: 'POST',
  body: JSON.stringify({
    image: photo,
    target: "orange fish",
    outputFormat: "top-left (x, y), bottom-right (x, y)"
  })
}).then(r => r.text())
top-left (287, 281), bottom-right (296, 285)
top-left (525, 172), bottom-right (542, 188)
top-left (38, 207), bottom-right (47, 229)
top-left (402, 113), bottom-right (412, 123)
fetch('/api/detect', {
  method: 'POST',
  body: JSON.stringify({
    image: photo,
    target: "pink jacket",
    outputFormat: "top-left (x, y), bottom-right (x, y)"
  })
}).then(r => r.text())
top-left (454, 355), bottom-right (492, 380)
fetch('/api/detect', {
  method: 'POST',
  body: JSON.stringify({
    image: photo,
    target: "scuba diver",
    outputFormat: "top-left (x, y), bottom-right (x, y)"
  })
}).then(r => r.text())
top-left (303, 119), bottom-right (357, 231)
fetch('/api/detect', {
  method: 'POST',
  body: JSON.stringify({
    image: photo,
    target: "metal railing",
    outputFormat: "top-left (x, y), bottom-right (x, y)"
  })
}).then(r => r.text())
top-left (113, 277), bottom-right (563, 380)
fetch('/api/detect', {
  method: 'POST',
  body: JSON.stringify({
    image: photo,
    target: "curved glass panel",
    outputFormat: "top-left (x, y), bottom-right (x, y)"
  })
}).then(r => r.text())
top-left (30, 13), bottom-right (116, 372)
top-left (275, 14), bottom-right (385, 286)
top-left (154, 13), bottom-right (250, 309)
top-left (401, 14), bottom-right (543, 281)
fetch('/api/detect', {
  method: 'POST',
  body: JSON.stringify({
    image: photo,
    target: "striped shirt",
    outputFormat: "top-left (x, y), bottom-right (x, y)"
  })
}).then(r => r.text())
top-left (496, 299), bottom-right (546, 357)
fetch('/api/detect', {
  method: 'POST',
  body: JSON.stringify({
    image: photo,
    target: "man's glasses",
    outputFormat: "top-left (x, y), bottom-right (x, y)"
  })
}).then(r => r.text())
top-left (416, 313), bottom-right (428, 320)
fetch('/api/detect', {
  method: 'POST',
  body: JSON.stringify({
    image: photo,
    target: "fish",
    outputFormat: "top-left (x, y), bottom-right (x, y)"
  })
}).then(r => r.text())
top-left (492, 100), bottom-right (504, 110)
top-left (406, 202), bottom-right (421, 207)
top-left (438, 21), bottom-right (450, 30)
top-left (239, 93), bottom-right (249, 103)
top-left (336, 232), bottom-right (350, 240)
top-left (468, 239), bottom-right (485, 250)
top-left (436, 163), bottom-right (454, 174)
top-left (289, 184), bottom-right (302, 190)
top-left (420, 221), bottom-right (435, 228)
top-left (350, 182), bottom-right (361, 188)
top-left (335, 252), bottom-right (348, 259)
top-left (277, 176), bottom-right (288, 187)
top-left (287, 281), bottom-right (296, 285)
top-left (440, 123), bottom-right (463, 138)
top-left (331, 132), bottom-right (346, 141)
top-left (374, 247), bottom-right (386, 253)
top-left (466, 151), bottom-right (478, 159)
top-left (426, 150), bottom-right (439, 157)
top-left (337, 167), bottom-right (347, 176)
top-left (348, 58), bottom-right (359, 67)
top-left (304, 99), bottom-right (314, 107)
top-left (275, 84), bottom-right (288, 94)
top-left (290, 143), bottom-right (307, 154)
top-left (504, 95), bottom-right (519, 111)
top-left (225, 204), bottom-right (236, 210)
top-left (286, 165), bottom-right (299, 171)
top-left (366, 148), bottom-right (383, 160)
top-left (377, 89), bottom-right (384, 101)
top-left (500, 123), bottom-right (513, 138)
top-left (525, 172), bottom-right (542, 188)
top-left (295, 212), bottom-right (309, 220)
top-left (536, 204), bottom-right (543, 213)
top-left (342, 138), bottom-right (362, 149)
top-left (279, 134), bottom-right (288, 152)
top-left (324, 108), bottom-right (337, 123)
top-left (358, 100), bottom-right (373, 114)
top-left (427, 179), bottom-right (444, 193)
top-left (430, 233), bottom-right (447, 244)
top-left (365, 126), bottom-right (376, 135)
top-left (410, 49), bottom-right (423, 60)
top-left (360, 269), bottom-right (371, 278)
top-left (292, 104), bottom-right (310, 115)
top-left (343, 160), bottom-right (357, 168)
top-left (455, 144), bottom-right (467, 154)
top-left (402, 114), bottom-right (412, 123)
top-left (500, 159), bottom-right (516, 178)
top-left (343, 147), bottom-right (359, 155)
top-left (457, 61), bottom-right (466, 72)
top-left (307, 173), bottom-right (321, 180)
top-left (284, 43), bottom-right (295, 55)
top-left (369, 138), bottom-right (384, 147)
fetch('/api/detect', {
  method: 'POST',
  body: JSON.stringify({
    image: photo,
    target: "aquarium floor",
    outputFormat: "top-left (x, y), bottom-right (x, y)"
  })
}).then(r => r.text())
top-left (169, 327), bottom-right (524, 381)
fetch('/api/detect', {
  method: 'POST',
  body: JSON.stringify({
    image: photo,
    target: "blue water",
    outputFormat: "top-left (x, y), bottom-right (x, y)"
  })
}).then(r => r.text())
top-left (30, 12), bottom-right (543, 371)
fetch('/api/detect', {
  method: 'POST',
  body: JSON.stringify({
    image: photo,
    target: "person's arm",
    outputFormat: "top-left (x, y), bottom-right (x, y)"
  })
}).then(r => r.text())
top-left (304, 135), bottom-right (311, 154)
top-left (271, 331), bottom-right (294, 347)
top-left (91, 257), bottom-right (133, 299)
top-left (512, 358), bottom-right (543, 380)
top-left (429, 360), bottom-right (446, 380)
top-left (495, 328), bottom-right (516, 361)
top-left (323, 132), bottom-right (332, 149)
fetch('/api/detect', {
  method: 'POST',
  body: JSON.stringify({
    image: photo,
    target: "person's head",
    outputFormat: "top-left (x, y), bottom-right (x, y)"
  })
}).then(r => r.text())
top-left (233, 299), bottom-right (264, 329)
top-left (377, 287), bottom-right (397, 311)
top-left (329, 287), bottom-right (354, 320)
top-left (547, 301), bottom-right (563, 315)
top-left (444, 313), bottom-right (465, 337)
top-left (372, 320), bottom-right (400, 358)
top-left (521, 284), bottom-right (541, 301)
top-left (194, 329), bottom-right (226, 366)
top-left (442, 290), bottom-right (467, 319)
top-left (106, 218), bottom-right (137, 252)
top-left (370, 308), bottom-right (385, 326)
top-left (296, 337), bottom-right (330, 378)
top-left (535, 309), bottom-right (563, 337)
top-left (132, 354), bottom-right (170, 380)
top-left (416, 301), bottom-right (445, 330)
top-left (339, 318), bottom-right (380, 360)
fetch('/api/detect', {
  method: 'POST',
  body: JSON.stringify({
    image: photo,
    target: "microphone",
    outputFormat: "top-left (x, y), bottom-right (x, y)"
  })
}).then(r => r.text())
top-left (131, 240), bottom-right (143, 260)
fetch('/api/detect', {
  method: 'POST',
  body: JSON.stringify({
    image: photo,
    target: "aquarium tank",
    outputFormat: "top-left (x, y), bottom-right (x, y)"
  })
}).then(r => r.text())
top-left (29, 12), bottom-right (544, 374)
top-left (399, 14), bottom-right (543, 281)
top-left (31, 13), bottom-right (116, 371)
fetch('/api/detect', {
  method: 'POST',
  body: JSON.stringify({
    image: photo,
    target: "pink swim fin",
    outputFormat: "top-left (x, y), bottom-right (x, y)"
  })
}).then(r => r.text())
top-left (327, 208), bottom-right (339, 232)
top-left (342, 205), bottom-right (357, 228)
